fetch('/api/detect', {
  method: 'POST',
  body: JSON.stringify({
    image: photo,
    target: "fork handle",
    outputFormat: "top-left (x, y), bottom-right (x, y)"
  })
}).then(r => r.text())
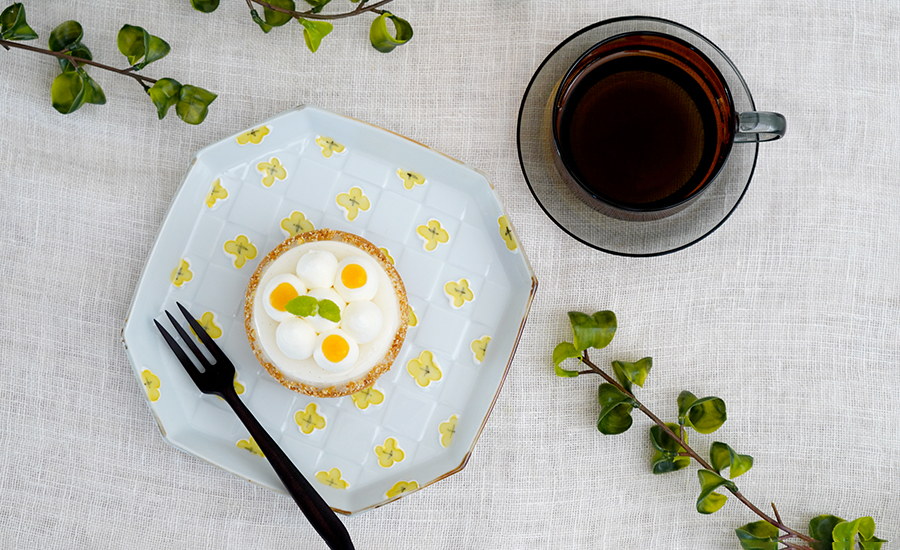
top-left (221, 388), bottom-right (355, 550)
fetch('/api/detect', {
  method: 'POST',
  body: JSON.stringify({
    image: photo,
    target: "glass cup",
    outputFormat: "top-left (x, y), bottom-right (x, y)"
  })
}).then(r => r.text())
top-left (550, 29), bottom-right (785, 221)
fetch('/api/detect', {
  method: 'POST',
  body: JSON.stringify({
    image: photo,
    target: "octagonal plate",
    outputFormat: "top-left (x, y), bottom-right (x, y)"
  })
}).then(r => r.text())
top-left (121, 105), bottom-right (537, 514)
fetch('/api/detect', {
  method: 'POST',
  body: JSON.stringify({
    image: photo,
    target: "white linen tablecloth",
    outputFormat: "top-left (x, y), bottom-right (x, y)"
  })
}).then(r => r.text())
top-left (2, 1), bottom-right (898, 548)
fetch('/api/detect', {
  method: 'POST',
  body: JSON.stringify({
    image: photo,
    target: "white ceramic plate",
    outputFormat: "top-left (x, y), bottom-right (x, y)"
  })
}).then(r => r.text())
top-left (122, 105), bottom-right (537, 514)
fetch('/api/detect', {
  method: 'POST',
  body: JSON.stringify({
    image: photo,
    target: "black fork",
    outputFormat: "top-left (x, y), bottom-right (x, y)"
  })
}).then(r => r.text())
top-left (154, 302), bottom-right (354, 550)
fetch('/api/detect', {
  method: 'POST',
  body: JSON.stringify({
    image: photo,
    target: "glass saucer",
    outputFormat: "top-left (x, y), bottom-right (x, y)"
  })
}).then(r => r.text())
top-left (516, 16), bottom-right (759, 257)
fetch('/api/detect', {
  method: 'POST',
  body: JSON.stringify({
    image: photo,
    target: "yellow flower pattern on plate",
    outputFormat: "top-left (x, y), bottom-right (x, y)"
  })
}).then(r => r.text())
top-left (416, 219), bottom-right (450, 251)
top-left (281, 211), bottom-right (315, 237)
top-left (295, 403), bottom-right (326, 434)
top-left (351, 387), bottom-right (384, 410)
top-left (408, 306), bottom-right (418, 327)
top-left (223, 235), bottom-right (258, 268)
top-left (316, 136), bottom-right (345, 158)
top-left (396, 169), bottom-right (425, 190)
top-left (237, 437), bottom-right (264, 457)
top-left (316, 468), bottom-right (349, 490)
top-left (375, 437), bottom-right (405, 468)
top-left (191, 311), bottom-right (222, 340)
top-left (141, 369), bottom-right (161, 402)
top-left (236, 126), bottom-right (269, 145)
top-left (170, 258), bottom-right (193, 288)
top-left (386, 480), bottom-right (418, 498)
top-left (439, 415), bottom-right (458, 448)
top-left (257, 157), bottom-right (287, 187)
top-left (205, 179), bottom-right (228, 209)
top-left (498, 215), bottom-right (518, 251)
top-left (444, 278), bottom-right (474, 308)
top-left (407, 350), bottom-right (442, 387)
top-left (471, 335), bottom-right (491, 364)
top-left (335, 187), bottom-right (370, 221)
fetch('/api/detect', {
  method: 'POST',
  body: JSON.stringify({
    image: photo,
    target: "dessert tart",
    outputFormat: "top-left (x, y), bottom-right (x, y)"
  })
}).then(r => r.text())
top-left (245, 229), bottom-right (408, 397)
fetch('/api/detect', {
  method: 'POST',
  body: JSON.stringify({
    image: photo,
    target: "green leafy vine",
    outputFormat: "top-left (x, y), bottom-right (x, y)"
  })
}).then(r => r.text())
top-left (197, 0), bottom-right (413, 53)
top-left (0, 3), bottom-right (216, 123)
top-left (554, 310), bottom-right (886, 550)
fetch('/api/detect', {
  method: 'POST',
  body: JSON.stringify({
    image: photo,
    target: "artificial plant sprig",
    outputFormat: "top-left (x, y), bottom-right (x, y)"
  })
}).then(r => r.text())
top-left (193, 0), bottom-right (412, 53)
top-left (0, 3), bottom-right (216, 123)
top-left (554, 311), bottom-right (886, 550)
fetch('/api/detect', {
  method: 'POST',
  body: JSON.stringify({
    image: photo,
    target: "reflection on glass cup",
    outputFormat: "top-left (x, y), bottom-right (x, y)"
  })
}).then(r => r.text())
top-left (550, 30), bottom-right (786, 221)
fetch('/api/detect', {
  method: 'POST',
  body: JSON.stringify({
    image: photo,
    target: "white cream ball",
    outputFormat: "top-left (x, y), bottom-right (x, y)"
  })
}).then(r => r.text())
top-left (261, 274), bottom-right (308, 322)
top-left (295, 250), bottom-right (338, 289)
top-left (313, 329), bottom-right (360, 372)
top-left (275, 318), bottom-right (317, 360)
top-left (333, 256), bottom-right (379, 302)
top-left (340, 300), bottom-right (384, 344)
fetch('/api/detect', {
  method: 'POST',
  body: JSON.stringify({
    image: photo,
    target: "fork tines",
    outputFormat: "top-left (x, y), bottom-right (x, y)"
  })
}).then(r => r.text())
top-left (154, 302), bottom-right (234, 395)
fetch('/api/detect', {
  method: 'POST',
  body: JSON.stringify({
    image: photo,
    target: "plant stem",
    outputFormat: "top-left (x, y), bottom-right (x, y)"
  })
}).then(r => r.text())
top-left (250, 0), bottom-right (394, 20)
top-left (0, 39), bottom-right (157, 87)
top-left (581, 351), bottom-right (818, 547)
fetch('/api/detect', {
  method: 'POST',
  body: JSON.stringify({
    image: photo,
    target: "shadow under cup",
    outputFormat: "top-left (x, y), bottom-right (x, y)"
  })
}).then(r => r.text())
top-left (552, 32), bottom-right (778, 221)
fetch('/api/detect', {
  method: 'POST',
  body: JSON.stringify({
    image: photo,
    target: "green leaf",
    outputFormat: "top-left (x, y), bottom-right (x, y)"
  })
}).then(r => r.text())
top-left (48, 20), bottom-right (83, 51)
top-left (677, 391), bottom-right (727, 434)
top-left (298, 17), bottom-right (332, 53)
top-left (250, 10), bottom-right (273, 33)
top-left (302, 0), bottom-right (331, 13)
top-left (677, 391), bottom-right (698, 418)
top-left (734, 521), bottom-right (780, 550)
top-left (552, 341), bottom-right (581, 377)
top-left (263, 0), bottom-right (295, 27)
top-left (148, 78), bottom-right (182, 119)
top-left (175, 84), bottom-right (216, 125)
top-left (1, 3), bottom-right (38, 41)
top-left (709, 442), bottom-right (753, 479)
top-left (809, 515), bottom-right (843, 550)
top-left (832, 517), bottom-right (885, 550)
top-left (285, 295), bottom-right (318, 317)
top-left (80, 71), bottom-right (106, 105)
top-left (317, 299), bottom-right (341, 323)
top-left (597, 383), bottom-right (636, 435)
top-left (144, 35), bottom-right (171, 66)
top-left (50, 71), bottom-right (85, 114)
top-left (611, 357), bottom-right (652, 393)
top-left (117, 25), bottom-right (170, 69)
top-left (568, 310), bottom-right (617, 352)
top-left (688, 397), bottom-right (726, 433)
top-left (117, 24), bottom-right (149, 65)
top-left (833, 517), bottom-right (875, 542)
top-left (191, 0), bottom-right (220, 13)
top-left (369, 10), bottom-right (413, 53)
top-left (49, 21), bottom-right (91, 72)
top-left (696, 469), bottom-right (736, 514)
top-left (649, 423), bottom-right (691, 474)
top-left (860, 539), bottom-right (887, 550)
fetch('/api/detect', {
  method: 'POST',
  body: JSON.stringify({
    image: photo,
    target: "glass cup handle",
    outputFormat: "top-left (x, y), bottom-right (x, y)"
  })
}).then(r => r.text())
top-left (734, 112), bottom-right (786, 143)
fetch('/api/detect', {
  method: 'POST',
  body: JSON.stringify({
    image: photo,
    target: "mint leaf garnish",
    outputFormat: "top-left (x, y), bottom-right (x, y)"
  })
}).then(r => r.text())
top-left (285, 295), bottom-right (317, 317)
top-left (317, 299), bottom-right (341, 323)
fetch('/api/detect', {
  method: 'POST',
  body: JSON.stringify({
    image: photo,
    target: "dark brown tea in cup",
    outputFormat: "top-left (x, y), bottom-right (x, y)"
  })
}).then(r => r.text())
top-left (552, 32), bottom-right (736, 219)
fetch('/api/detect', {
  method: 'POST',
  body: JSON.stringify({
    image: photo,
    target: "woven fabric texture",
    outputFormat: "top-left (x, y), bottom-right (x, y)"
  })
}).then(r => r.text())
top-left (1, 1), bottom-right (899, 548)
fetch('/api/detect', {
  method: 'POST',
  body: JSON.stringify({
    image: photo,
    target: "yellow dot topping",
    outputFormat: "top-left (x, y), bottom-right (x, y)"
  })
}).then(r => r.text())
top-left (270, 282), bottom-right (299, 311)
top-left (341, 263), bottom-right (367, 289)
top-left (322, 334), bottom-right (350, 363)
